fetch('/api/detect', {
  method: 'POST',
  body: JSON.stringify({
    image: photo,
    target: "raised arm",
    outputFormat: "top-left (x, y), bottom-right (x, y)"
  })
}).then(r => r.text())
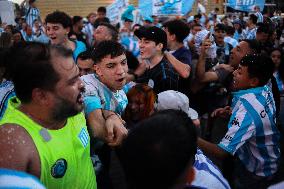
top-left (195, 38), bottom-right (219, 83)
top-left (164, 51), bottom-right (190, 78)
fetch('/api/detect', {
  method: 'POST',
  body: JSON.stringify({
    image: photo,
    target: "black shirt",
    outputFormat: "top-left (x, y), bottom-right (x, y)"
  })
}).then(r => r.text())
top-left (137, 57), bottom-right (179, 94)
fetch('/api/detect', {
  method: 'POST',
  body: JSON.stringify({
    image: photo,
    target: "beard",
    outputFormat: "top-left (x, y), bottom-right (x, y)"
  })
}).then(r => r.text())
top-left (51, 96), bottom-right (83, 122)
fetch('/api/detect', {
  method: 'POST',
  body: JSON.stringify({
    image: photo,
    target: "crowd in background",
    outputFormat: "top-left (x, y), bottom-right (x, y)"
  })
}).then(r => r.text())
top-left (0, 0), bottom-right (284, 189)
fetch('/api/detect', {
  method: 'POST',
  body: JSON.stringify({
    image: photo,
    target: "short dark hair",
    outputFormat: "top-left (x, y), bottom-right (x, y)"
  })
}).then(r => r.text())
top-left (45, 11), bottom-right (72, 29)
top-left (256, 23), bottom-right (271, 34)
top-left (29, 0), bottom-right (36, 4)
top-left (215, 23), bottom-right (226, 32)
top-left (194, 14), bottom-right (201, 19)
top-left (120, 109), bottom-right (197, 189)
top-left (241, 39), bottom-right (262, 54)
top-left (92, 40), bottom-right (125, 64)
top-left (98, 22), bottom-right (118, 41)
top-left (240, 54), bottom-right (274, 86)
top-left (7, 42), bottom-right (73, 103)
top-left (77, 50), bottom-right (92, 61)
top-left (72, 16), bottom-right (83, 25)
top-left (163, 19), bottom-right (190, 43)
top-left (249, 14), bottom-right (258, 25)
top-left (97, 6), bottom-right (106, 13)
top-left (226, 26), bottom-right (235, 36)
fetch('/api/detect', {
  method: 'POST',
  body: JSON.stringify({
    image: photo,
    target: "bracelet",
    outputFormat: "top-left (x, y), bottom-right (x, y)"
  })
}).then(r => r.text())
top-left (105, 113), bottom-right (117, 120)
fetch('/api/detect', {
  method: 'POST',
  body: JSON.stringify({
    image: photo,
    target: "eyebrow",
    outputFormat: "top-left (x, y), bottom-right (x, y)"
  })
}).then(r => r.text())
top-left (105, 57), bottom-right (127, 64)
top-left (68, 67), bottom-right (80, 82)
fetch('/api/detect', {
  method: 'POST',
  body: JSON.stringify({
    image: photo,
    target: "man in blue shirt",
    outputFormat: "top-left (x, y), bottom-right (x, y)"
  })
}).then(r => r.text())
top-left (198, 54), bottom-right (280, 189)
top-left (81, 40), bottom-right (128, 146)
top-left (163, 19), bottom-right (192, 96)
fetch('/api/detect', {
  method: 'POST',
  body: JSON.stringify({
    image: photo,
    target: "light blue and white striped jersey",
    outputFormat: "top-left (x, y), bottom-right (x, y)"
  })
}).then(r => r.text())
top-left (242, 27), bottom-right (257, 40)
top-left (188, 149), bottom-right (231, 189)
top-left (0, 168), bottom-right (46, 189)
top-left (24, 5), bottom-right (40, 27)
top-left (218, 85), bottom-right (280, 177)
top-left (274, 71), bottom-right (284, 94)
top-left (224, 36), bottom-right (239, 48)
top-left (0, 80), bottom-right (15, 120)
top-left (82, 23), bottom-right (94, 47)
top-left (255, 12), bottom-right (264, 23)
top-left (81, 74), bottom-right (128, 116)
top-left (183, 33), bottom-right (194, 49)
top-left (233, 31), bottom-right (244, 42)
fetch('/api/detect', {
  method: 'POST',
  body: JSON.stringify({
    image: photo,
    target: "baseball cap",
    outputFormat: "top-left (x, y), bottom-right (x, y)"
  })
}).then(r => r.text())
top-left (154, 90), bottom-right (198, 120)
top-left (134, 26), bottom-right (167, 50)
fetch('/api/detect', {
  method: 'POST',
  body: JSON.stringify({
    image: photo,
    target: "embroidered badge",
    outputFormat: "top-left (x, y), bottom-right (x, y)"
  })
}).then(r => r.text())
top-left (51, 159), bottom-right (67, 178)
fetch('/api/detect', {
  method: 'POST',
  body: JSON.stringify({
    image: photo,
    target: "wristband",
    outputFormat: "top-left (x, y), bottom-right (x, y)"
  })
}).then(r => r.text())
top-left (105, 113), bottom-right (117, 120)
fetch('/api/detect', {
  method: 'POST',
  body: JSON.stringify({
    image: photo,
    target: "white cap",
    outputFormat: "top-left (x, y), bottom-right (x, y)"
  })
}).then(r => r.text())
top-left (155, 90), bottom-right (198, 120)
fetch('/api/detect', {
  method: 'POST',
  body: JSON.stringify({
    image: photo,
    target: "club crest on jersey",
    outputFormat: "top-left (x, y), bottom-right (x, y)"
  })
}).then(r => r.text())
top-left (51, 159), bottom-right (67, 178)
top-left (231, 117), bottom-right (240, 127)
top-left (78, 127), bottom-right (89, 148)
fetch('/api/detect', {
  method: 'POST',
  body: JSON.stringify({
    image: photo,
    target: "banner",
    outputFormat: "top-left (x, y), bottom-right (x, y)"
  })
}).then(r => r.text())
top-left (227, 0), bottom-right (265, 12)
top-left (138, 0), bottom-right (194, 17)
top-left (107, 0), bottom-right (129, 23)
top-left (0, 0), bottom-right (16, 25)
top-left (152, 0), bottom-right (182, 15)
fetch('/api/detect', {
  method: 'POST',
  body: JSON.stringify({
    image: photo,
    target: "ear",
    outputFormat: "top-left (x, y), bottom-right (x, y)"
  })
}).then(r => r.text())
top-left (93, 64), bottom-right (102, 76)
top-left (31, 88), bottom-right (50, 106)
top-left (105, 35), bottom-right (112, 41)
top-left (157, 43), bottom-right (163, 51)
top-left (169, 33), bottom-right (176, 41)
top-left (186, 167), bottom-right (195, 185)
top-left (65, 27), bottom-right (70, 35)
top-left (249, 77), bottom-right (260, 87)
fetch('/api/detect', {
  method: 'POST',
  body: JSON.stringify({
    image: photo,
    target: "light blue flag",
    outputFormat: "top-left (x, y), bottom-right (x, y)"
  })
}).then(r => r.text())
top-left (227, 0), bottom-right (265, 12)
top-left (138, 0), bottom-right (194, 17)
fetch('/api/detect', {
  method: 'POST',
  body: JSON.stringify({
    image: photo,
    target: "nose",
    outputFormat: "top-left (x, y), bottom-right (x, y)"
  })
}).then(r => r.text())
top-left (232, 69), bottom-right (237, 77)
top-left (116, 63), bottom-right (125, 75)
top-left (130, 103), bottom-right (137, 110)
top-left (138, 41), bottom-right (144, 48)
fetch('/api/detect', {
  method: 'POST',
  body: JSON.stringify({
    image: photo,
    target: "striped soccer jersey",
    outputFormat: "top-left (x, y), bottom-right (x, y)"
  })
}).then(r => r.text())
top-left (25, 5), bottom-right (40, 27)
top-left (218, 85), bottom-right (280, 177)
top-left (0, 168), bottom-right (46, 189)
top-left (255, 12), bottom-right (264, 23)
top-left (81, 74), bottom-right (128, 116)
top-left (242, 27), bottom-right (257, 40)
top-left (189, 149), bottom-right (231, 189)
top-left (0, 80), bottom-right (15, 120)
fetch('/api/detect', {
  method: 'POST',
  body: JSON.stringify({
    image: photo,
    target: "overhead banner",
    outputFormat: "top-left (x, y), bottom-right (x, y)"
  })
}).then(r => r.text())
top-left (107, 0), bottom-right (129, 23)
top-left (152, 0), bottom-right (182, 15)
top-left (138, 0), bottom-right (194, 17)
top-left (227, 0), bottom-right (265, 12)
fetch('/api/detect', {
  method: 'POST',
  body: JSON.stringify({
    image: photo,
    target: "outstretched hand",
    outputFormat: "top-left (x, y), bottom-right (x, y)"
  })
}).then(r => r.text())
top-left (105, 115), bottom-right (128, 146)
